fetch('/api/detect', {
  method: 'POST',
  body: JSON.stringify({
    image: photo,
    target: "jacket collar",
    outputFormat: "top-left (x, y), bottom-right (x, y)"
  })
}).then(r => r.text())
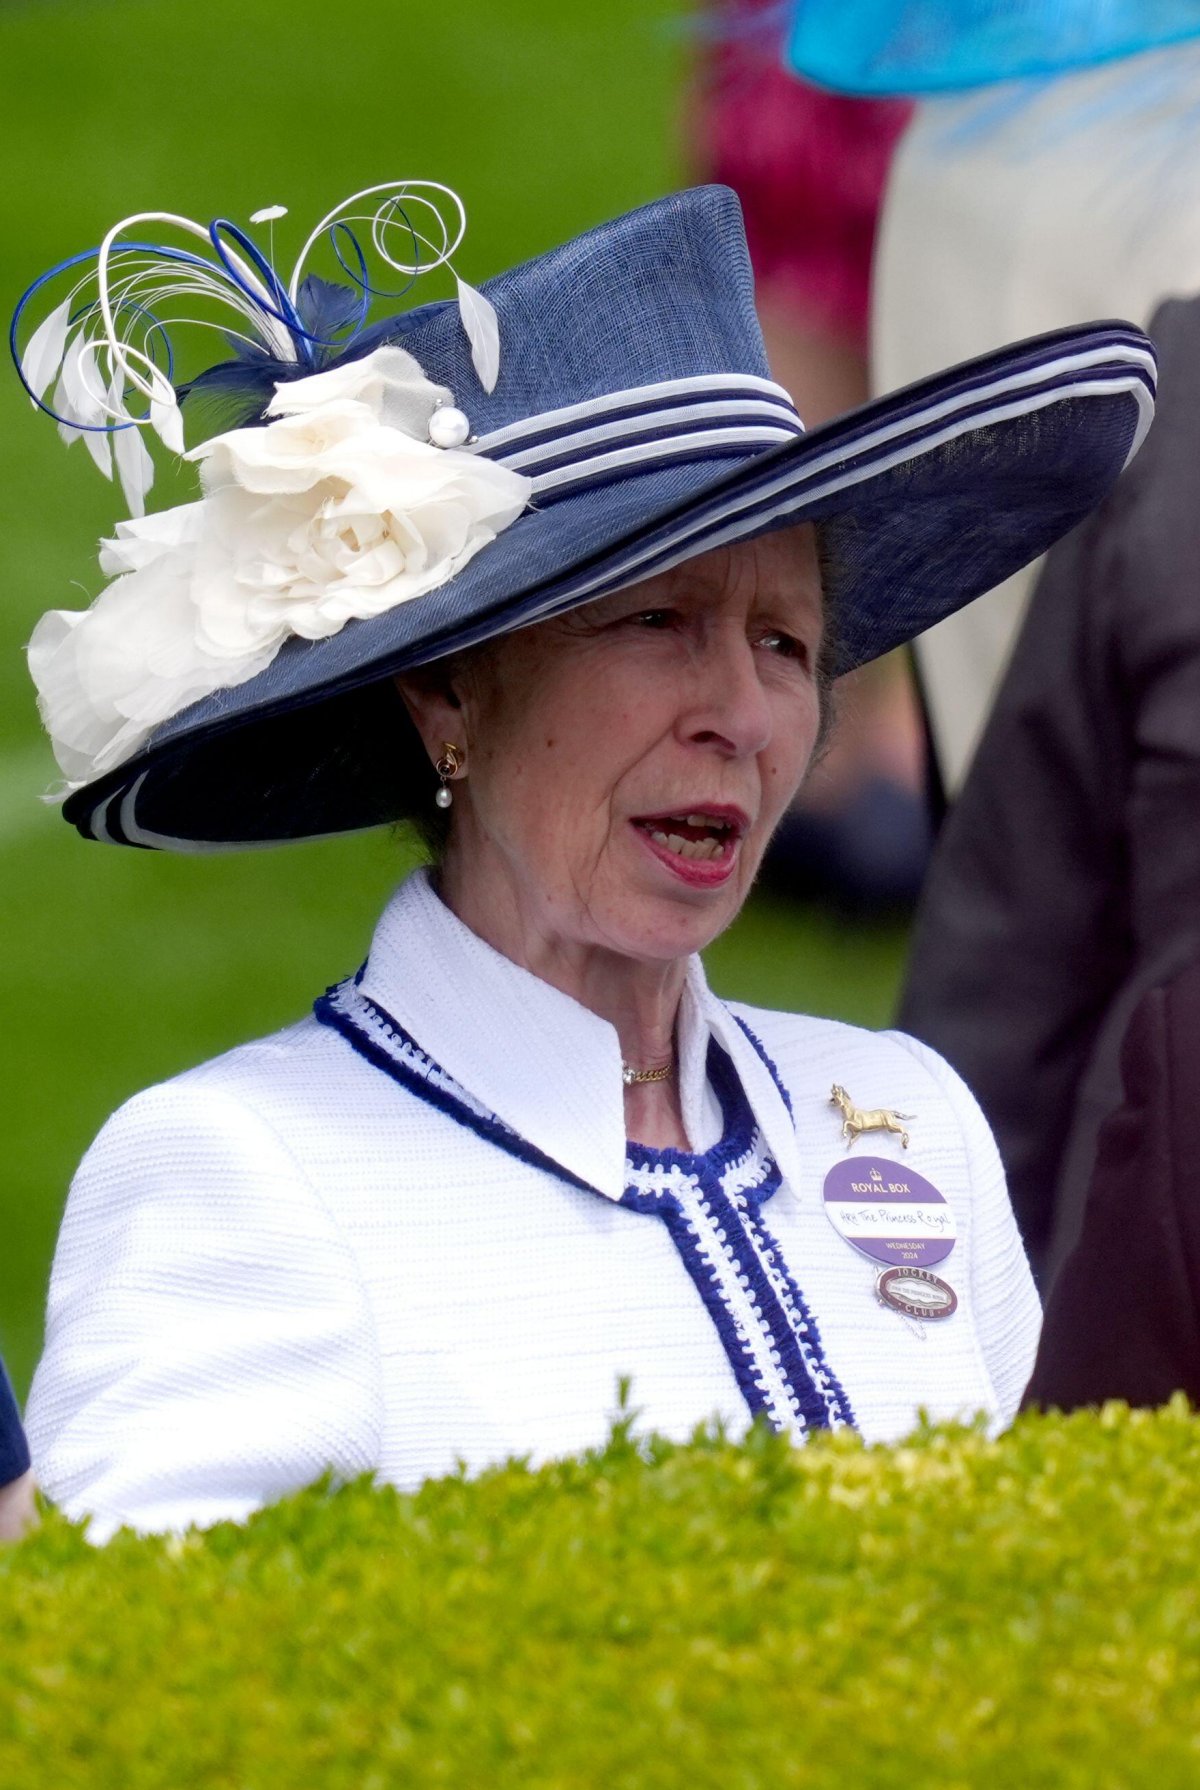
top-left (358, 868), bottom-right (803, 1203)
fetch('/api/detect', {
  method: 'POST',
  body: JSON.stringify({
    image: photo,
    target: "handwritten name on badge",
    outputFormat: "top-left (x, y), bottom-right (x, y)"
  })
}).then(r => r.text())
top-left (822, 1156), bottom-right (956, 1269)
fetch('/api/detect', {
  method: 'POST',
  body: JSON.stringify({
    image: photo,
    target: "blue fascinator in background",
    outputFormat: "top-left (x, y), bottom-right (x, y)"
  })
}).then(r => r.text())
top-left (784, 0), bottom-right (1200, 94)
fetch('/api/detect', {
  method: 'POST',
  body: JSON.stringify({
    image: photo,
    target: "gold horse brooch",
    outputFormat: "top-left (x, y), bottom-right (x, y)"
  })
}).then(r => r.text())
top-left (830, 1084), bottom-right (915, 1150)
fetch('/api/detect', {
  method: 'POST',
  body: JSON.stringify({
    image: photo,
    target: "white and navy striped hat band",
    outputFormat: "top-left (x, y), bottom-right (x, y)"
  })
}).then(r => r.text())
top-left (507, 337), bottom-right (1157, 607)
top-left (468, 343), bottom-right (1154, 509)
top-left (472, 374), bottom-right (805, 497)
top-left (53, 186), bottom-right (1155, 849)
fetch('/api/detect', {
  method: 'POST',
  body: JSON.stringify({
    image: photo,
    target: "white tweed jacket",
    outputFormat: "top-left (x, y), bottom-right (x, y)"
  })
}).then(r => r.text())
top-left (28, 870), bottom-right (1039, 1539)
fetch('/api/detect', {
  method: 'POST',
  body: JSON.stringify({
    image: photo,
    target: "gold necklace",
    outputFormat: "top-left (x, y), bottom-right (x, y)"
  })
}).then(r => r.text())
top-left (621, 1060), bottom-right (674, 1086)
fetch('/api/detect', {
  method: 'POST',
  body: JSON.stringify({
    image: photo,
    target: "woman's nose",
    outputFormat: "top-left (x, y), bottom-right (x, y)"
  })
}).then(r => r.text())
top-left (679, 633), bottom-right (772, 757)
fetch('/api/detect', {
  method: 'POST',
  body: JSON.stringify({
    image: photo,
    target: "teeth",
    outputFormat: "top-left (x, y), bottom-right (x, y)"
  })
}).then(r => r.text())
top-left (649, 829), bottom-right (724, 861)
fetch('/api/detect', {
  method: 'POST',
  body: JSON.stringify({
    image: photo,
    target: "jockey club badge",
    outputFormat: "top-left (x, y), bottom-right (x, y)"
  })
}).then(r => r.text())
top-left (876, 1266), bottom-right (958, 1321)
top-left (822, 1085), bottom-right (959, 1322)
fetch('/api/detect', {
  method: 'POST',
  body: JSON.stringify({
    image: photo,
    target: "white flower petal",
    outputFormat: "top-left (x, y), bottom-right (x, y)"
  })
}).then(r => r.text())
top-left (98, 503), bottom-right (204, 575)
top-left (264, 345), bottom-right (449, 428)
top-left (30, 345), bottom-right (533, 789)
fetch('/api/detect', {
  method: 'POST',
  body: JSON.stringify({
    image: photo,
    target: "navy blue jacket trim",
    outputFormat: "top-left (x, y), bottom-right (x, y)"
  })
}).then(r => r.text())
top-left (626, 1041), bottom-right (853, 1432)
top-left (661, 1202), bottom-right (778, 1424)
top-left (315, 980), bottom-right (853, 1434)
top-left (314, 985), bottom-right (598, 1198)
top-left (727, 1015), bottom-right (855, 1426)
top-left (731, 1012), bottom-right (795, 1118)
top-left (749, 1196), bottom-right (857, 1429)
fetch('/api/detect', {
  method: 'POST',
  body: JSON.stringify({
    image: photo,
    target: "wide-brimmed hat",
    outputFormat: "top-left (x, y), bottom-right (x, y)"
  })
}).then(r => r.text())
top-left (14, 181), bottom-right (1155, 849)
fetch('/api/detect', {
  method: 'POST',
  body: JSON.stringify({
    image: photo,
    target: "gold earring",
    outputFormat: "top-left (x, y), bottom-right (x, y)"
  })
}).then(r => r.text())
top-left (434, 742), bottom-right (463, 810)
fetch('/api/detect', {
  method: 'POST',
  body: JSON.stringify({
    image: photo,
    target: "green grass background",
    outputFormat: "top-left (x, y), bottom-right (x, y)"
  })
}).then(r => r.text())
top-left (0, 0), bottom-right (907, 1400)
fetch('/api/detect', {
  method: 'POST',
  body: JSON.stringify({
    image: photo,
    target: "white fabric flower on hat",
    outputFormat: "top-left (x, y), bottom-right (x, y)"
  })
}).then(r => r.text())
top-left (29, 346), bottom-right (531, 790)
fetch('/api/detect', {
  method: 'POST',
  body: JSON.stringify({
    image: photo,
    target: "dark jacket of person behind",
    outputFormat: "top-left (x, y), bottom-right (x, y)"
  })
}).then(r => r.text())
top-left (1025, 960), bottom-right (1200, 1409)
top-left (899, 297), bottom-right (1200, 1289)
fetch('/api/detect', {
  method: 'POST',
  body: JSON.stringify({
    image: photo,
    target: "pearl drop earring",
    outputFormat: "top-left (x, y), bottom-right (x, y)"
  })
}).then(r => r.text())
top-left (434, 742), bottom-right (463, 809)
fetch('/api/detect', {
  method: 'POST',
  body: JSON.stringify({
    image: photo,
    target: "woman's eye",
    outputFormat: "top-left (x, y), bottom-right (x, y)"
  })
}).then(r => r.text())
top-left (630, 609), bottom-right (677, 630)
top-left (759, 630), bottom-right (807, 662)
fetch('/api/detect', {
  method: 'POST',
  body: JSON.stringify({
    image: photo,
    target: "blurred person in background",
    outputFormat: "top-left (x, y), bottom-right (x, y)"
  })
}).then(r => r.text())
top-left (906, 289), bottom-right (1200, 1303)
top-left (721, 1), bottom-right (1200, 1398)
top-left (866, 22), bottom-right (1200, 1313)
top-left (0, 1358), bottom-right (34, 1539)
top-left (873, 32), bottom-right (1200, 794)
top-left (10, 179), bottom-right (1152, 1537)
top-left (1023, 945), bottom-right (1200, 1412)
top-left (694, 0), bottom-right (929, 915)
top-left (909, 291), bottom-right (1200, 1373)
top-left (776, 0), bottom-right (1200, 795)
top-left (696, 0), bottom-right (910, 426)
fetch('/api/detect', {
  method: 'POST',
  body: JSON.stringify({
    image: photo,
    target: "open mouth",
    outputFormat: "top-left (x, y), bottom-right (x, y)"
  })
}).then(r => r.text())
top-left (632, 808), bottom-right (747, 864)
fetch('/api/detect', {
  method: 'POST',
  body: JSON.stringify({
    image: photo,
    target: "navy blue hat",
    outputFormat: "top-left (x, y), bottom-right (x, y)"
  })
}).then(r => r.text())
top-left (15, 183), bottom-right (1155, 848)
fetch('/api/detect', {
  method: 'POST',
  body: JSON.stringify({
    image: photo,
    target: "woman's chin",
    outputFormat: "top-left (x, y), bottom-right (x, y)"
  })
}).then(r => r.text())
top-left (602, 914), bottom-right (735, 965)
top-left (609, 860), bottom-right (754, 960)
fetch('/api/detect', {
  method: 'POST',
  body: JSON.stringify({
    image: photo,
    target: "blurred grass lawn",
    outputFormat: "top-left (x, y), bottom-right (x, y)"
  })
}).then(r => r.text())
top-left (0, 0), bottom-right (906, 1399)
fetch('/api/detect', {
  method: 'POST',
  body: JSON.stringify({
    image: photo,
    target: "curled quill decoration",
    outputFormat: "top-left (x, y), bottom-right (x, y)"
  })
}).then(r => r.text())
top-left (287, 182), bottom-right (502, 393)
top-left (10, 180), bottom-right (504, 517)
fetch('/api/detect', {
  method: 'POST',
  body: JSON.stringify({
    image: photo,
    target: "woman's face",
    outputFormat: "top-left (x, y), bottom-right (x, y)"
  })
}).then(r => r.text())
top-left (404, 524), bottom-right (826, 966)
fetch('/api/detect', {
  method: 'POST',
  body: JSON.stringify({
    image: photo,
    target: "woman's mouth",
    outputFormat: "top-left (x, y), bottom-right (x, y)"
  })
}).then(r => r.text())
top-left (631, 808), bottom-right (747, 886)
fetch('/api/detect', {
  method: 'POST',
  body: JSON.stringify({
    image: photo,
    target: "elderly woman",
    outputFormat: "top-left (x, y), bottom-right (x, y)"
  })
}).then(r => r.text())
top-left (15, 182), bottom-right (1154, 1538)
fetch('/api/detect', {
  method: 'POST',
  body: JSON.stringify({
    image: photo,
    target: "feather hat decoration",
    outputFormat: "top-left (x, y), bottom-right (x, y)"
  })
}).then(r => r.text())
top-left (9, 181), bottom-right (503, 517)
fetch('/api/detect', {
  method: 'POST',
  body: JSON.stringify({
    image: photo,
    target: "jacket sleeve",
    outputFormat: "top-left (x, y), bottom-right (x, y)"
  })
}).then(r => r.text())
top-left (0, 1357), bottom-right (30, 1488)
top-left (885, 1030), bottom-right (1042, 1427)
top-left (898, 299), bottom-right (1200, 1282)
top-left (1025, 964), bottom-right (1200, 1411)
top-left (894, 492), bottom-right (1129, 1273)
top-left (26, 1078), bottom-right (384, 1542)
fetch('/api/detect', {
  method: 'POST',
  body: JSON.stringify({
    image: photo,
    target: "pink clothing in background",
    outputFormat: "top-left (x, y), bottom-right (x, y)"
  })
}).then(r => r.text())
top-left (697, 4), bottom-right (912, 348)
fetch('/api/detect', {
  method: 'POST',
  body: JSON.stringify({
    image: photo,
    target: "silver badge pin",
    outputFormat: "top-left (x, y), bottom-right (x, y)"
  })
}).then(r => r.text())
top-left (876, 1266), bottom-right (958, 1321)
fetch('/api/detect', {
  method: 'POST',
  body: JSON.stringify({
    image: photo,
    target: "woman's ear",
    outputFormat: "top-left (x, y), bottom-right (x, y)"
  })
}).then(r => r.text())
top-left (393, 664), bottom-right (466, 768)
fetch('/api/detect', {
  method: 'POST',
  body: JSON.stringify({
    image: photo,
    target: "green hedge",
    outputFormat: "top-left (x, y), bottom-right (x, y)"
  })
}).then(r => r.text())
top-left (3, 1401), bottom-right (1199, 1788)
